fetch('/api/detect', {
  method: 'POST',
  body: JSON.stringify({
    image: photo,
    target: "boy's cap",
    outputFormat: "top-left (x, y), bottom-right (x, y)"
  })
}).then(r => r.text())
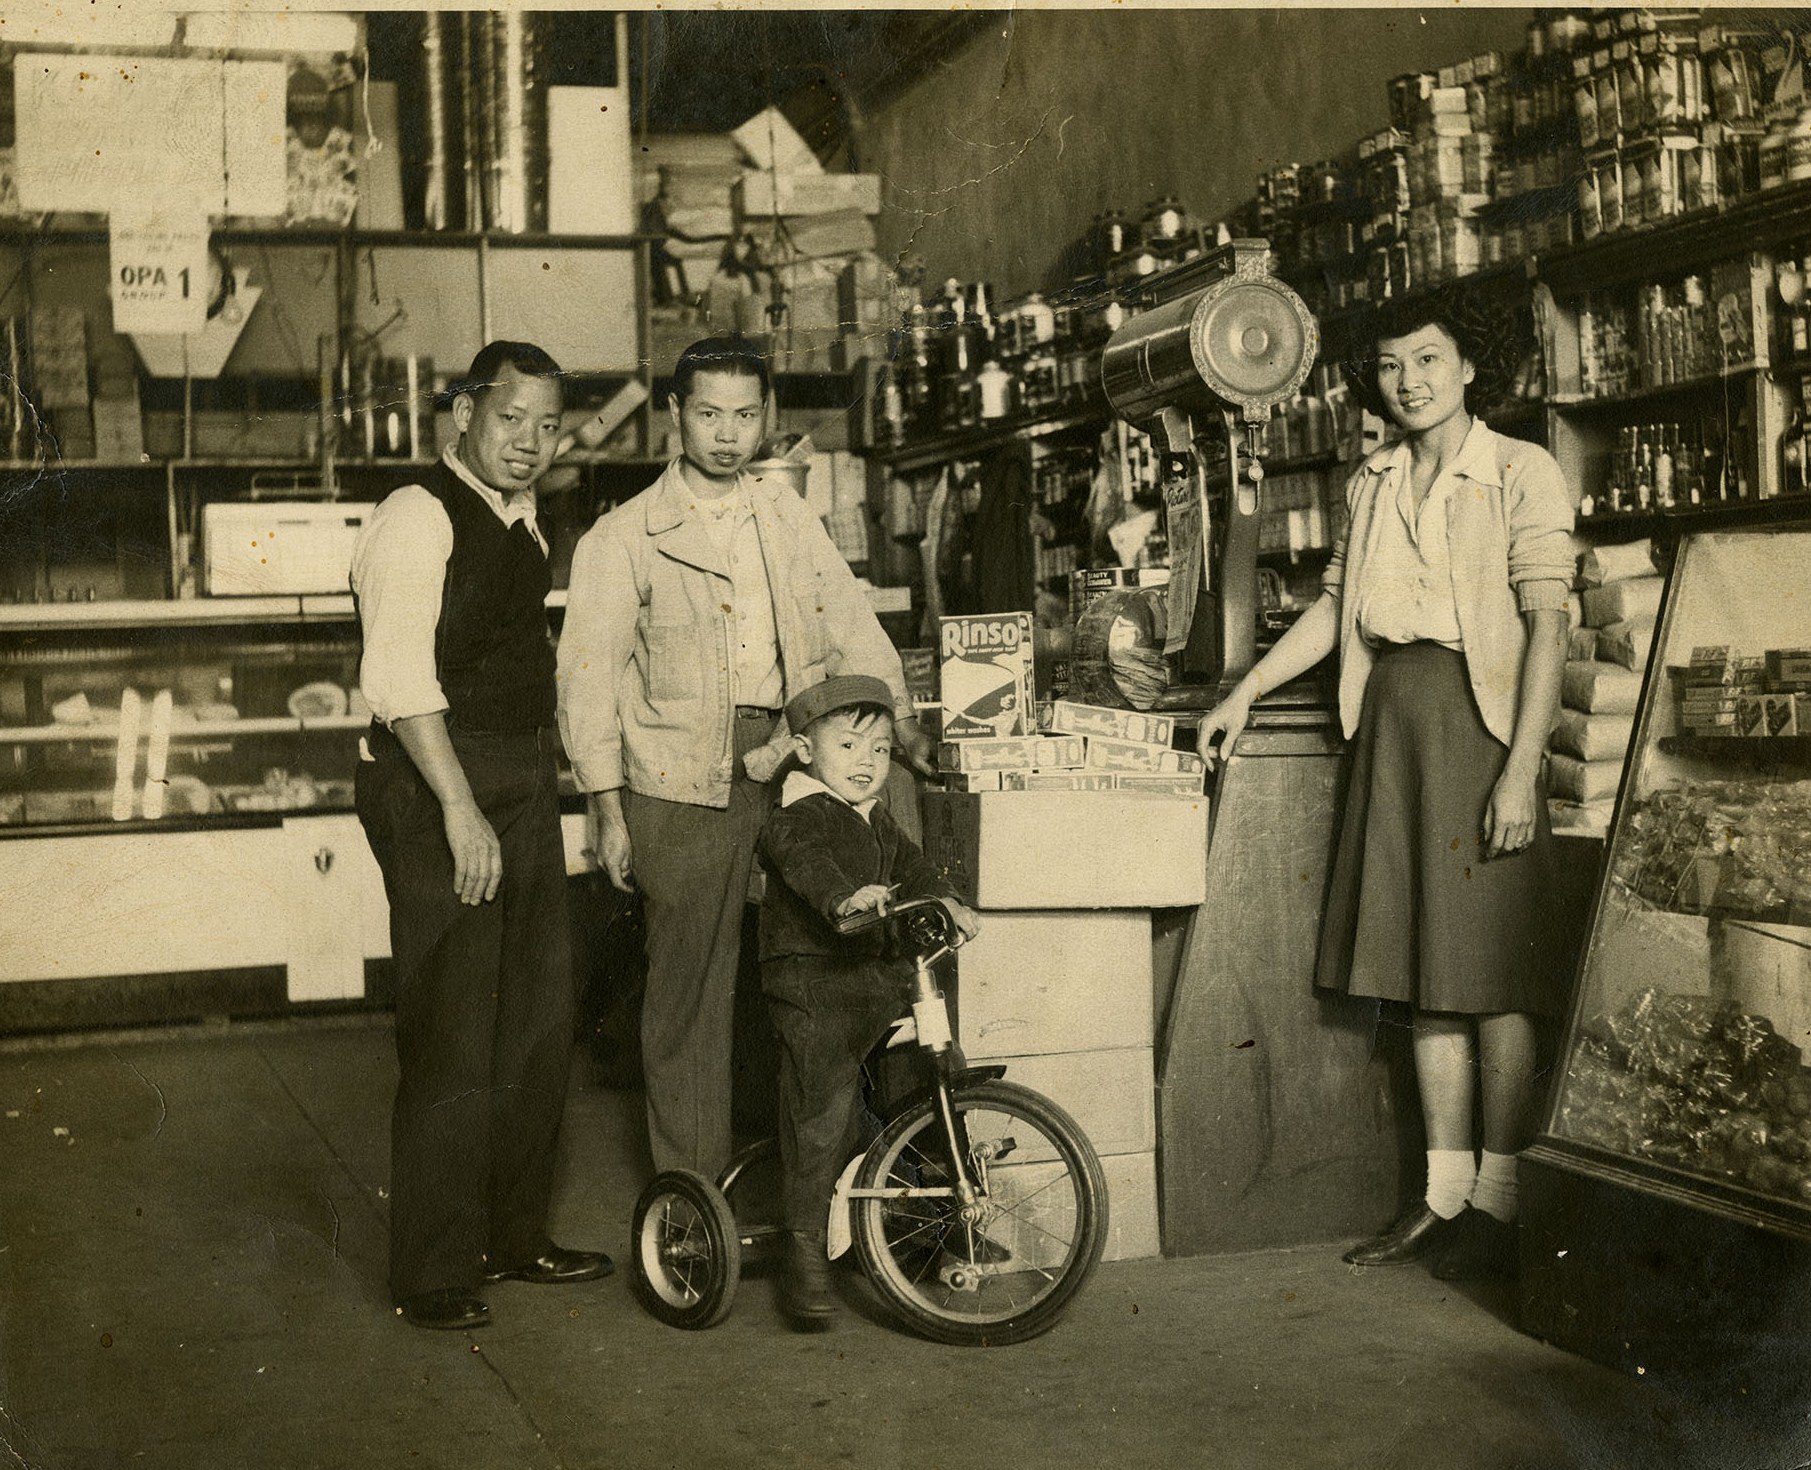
top-left (785, 675), bottom-right (896, 735)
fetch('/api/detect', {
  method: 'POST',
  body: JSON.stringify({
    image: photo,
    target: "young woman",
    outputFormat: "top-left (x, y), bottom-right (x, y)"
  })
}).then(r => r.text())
top-left (1197, 290), bottom-right (1574, 1280)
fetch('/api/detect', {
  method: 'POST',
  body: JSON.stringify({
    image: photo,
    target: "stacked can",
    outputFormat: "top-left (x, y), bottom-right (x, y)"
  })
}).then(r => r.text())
top-left (414, 11), bottom-right (548, 233)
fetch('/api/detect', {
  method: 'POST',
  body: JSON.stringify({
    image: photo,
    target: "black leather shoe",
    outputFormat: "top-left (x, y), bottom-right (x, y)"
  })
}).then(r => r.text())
top-left (398, 1289), bottom-right (490, 1330)
top-left (781, 1233), bottom-right (838, 1327)
top-left (484, 1245), bottom-right (614, 1285)
top-left (1342, 1203), bottom-right (1468, 1267)
top-left (1431, 1209), bottom-right (1519, 1281)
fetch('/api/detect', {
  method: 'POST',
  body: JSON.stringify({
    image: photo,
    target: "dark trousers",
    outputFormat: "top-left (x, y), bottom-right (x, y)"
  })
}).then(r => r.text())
top-left (621, 715), bottom-right (778, 1177)
top-left (355, 724), bottom-right (575, 1302)
top-left (763, 953), bottom-right (910, 1237)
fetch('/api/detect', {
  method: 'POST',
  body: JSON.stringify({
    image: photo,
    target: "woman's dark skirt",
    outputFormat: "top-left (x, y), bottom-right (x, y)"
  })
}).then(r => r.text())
top-left (1314, 641), bottom-right (1567, 1017)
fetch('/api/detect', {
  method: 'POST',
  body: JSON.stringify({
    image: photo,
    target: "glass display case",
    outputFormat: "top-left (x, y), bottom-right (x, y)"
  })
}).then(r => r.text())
top-left (1541, 525), bottom-right (1811, 1238)
top-left (0, 601), bottom-right (363, 829)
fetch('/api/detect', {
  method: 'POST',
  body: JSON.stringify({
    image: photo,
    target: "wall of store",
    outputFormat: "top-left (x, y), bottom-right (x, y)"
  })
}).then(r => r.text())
top-left (858, 7), bottom-right (1535, 297)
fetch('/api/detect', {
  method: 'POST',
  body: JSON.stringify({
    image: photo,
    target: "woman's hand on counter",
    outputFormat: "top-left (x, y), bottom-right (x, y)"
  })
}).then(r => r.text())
top-left (1195, 689), bottom-right (1254, 770)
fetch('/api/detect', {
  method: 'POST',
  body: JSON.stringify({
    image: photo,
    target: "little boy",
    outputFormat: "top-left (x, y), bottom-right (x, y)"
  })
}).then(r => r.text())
top-left (756, 674), bottom-right (979, 1327)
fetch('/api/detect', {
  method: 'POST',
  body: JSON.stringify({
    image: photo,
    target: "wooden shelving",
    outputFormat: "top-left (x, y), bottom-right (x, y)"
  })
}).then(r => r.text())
top-left (876, 395), bottom-right (1111, 474)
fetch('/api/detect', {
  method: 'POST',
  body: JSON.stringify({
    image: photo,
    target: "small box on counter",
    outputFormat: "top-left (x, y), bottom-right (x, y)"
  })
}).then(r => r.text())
top-left (939, 612), bottom-right (1035, 739)
top-left (1113, 772), bottom-right (1208, 796)
top-left (1081, 737), bottom-right (1206, 775)
top-left (1046, 700), bottom-right (1174, 748)
top-left (1766, 648), bottom-right (1811, 692)
top-left (1081, 735), bottom-right (1171, 773)
top-left (1763, 693), bottom-right (1799, 737)
top-left (937, 734), bottom-right (1086, 773)
top-left (1000, 771), bottom-right (1118, 792)
top-left (942, 771), bottom-right (1003, 793)
top-left (1734, 695), bottom-right (1767, 737)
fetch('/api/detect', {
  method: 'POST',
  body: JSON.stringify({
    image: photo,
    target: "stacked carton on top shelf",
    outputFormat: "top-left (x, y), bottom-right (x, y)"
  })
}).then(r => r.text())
top-left (642, 107), bottom-right (897, 376)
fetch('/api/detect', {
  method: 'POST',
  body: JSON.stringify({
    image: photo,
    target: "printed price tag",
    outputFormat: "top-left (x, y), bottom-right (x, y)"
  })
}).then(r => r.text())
top-left (109, 219), bottom-right (209, 335)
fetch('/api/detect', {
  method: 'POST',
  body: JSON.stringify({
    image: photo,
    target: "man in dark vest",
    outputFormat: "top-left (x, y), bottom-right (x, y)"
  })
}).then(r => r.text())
top-left (351, 340), bottom-right (609, 1331)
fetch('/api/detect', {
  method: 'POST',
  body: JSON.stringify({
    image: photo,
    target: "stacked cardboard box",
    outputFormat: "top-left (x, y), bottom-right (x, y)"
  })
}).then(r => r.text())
top-left (924, 610), bottom-right (1209, 1261)
top-left (1672, 646), bottom-right (1810, 740)
top-left (640, 108), bottom-right (897, 374)
top-left (934, 613), bottom-right (1207, 795)
top-left (1549, 545), bottom-right (1661, 832)
top-left (1396, 65), bottom-right (1498, 285)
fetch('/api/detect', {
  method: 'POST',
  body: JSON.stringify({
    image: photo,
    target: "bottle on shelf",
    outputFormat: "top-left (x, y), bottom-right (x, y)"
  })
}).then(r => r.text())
top-left (1654, 422), bottom-right (1677, 508)
top-left (1777, 254), bottom-right (1808, 361)
top-left (1782, 375), bottom-right (1811, 497)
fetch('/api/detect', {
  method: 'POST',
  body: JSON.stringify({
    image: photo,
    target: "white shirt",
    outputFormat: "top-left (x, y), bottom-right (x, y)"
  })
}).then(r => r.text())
top-left (349, 448), bottom-right (548, 726)
top-left (1353, 452), bottom-right (1465, 651)
top-left (687, 484), bottom-right (783, 710)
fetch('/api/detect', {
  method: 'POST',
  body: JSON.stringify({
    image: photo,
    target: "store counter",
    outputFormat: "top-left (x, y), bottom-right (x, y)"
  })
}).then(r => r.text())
top-left (1156, 705), bottom-right (1419, 1254)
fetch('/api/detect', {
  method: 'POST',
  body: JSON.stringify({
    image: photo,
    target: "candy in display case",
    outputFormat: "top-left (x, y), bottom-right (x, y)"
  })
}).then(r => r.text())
top-left (1538, 526), bottom-right (1811, 1234)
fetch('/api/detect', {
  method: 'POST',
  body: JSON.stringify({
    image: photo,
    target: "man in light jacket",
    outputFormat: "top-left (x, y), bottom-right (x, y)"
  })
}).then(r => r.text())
top-left (557, 336), bottom-right (932, 1179)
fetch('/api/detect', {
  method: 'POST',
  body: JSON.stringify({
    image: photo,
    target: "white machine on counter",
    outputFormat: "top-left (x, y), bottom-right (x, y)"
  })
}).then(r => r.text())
top-left (1098, 238), bottom-right (1319, 698)
top-left (202, 501), bottom-right (371, 596)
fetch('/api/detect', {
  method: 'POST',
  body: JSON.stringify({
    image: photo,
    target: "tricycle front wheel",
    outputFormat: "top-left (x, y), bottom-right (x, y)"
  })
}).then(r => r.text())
top-left (851, 1079), bottom-right (1107, 1346)
top-left (629, 1169), bottom-right (741, 1330)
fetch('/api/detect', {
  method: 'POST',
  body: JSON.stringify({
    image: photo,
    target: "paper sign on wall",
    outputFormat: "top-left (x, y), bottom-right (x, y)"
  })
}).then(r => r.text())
top-left (13, 53), bottom-right (286, 217)
top-left (109, 216), bottom-right (210, 335)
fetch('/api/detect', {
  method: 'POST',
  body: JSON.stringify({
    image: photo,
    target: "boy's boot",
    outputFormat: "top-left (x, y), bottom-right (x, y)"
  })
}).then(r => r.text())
top-left (781, 1231), bottom-right (837, 1327)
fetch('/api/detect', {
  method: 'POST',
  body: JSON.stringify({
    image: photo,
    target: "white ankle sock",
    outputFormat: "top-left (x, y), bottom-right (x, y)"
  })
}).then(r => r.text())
top-left (1469, 1149), bottom-right (1519, 1223)
top-left (1424, 1149), bottom-right (1476, 1219)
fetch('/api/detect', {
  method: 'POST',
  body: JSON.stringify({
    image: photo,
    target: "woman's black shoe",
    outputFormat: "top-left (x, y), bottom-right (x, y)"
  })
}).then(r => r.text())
top-left (1430, 1209), bottom-right (1519, 1281)
top-left (1342, 1203), bottom-right (1468, 1266)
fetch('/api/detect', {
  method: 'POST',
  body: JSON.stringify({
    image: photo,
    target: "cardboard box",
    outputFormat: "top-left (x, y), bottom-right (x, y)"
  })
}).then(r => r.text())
top-left (1000, 771), bottom-right (1118, 792)
top-left (1767, 648), bottom-right (1811, 692)
top-left (837, 254), bottom-right (894, 333)
top-left (938, 735), bottom-right (1086, 773)
top-left (940, 613), bottom-right (1035, 739)
top-left (1047, 700), bottom-right (1174, 748)
top-left (942, 771), bottom-right (1003, 793)
top-left (1102, 1151), bottom-right (1160, 1261)
top-left (734, 170), bottom-right (881, 219)
top-left (978, 1147), bottom-right (1158, 1265)
top-left (1710, 255), bottom-right (1770, 370)
top-left (1763, 693), bottom-right (1799, 737)
top-left (730, 105), bottom-right (821, 175)
top-left (1081, 735), bottom-right (1168, 773)
top-left (898, 647), bottom-right (938, 709)
top-left (1113, 772), bottom-right (1208, 796)
top-left (986, 1046), bottom-right (1155, 1158)
top-left (922, 790), bottom-right (1209, 908)
top-left (953, 909), bottom-right (1153, 1059)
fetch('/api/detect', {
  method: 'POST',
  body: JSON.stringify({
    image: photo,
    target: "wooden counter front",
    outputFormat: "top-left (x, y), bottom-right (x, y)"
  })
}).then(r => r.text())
top-left (1156, 718), bottom-right (1419, 1255)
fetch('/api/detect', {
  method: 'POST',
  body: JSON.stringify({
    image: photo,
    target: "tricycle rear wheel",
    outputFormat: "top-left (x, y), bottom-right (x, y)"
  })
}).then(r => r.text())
top-left (629, 1169), bottom-right (741, 1330)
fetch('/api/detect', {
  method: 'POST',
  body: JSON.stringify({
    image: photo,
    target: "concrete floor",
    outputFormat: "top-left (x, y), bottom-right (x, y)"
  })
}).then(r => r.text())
top-left (0, 1014), bottom-right (1805, 1470)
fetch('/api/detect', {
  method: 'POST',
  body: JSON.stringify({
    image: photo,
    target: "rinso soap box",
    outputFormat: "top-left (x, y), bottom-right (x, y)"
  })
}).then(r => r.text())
top-left (939, 613), bottom-right (1035, 739)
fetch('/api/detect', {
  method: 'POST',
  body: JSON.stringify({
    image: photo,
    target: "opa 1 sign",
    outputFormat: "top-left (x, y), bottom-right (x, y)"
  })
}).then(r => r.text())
top-left (109, 221), bottom-right (210, 336)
